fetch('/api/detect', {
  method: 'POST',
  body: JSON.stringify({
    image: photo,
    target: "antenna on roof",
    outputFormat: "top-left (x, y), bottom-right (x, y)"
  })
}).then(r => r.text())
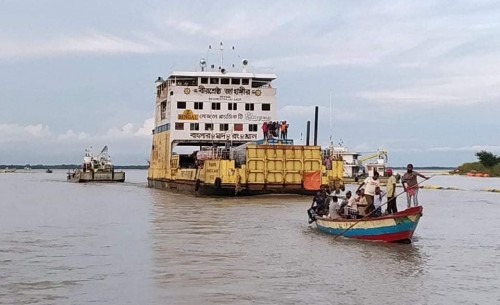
top-left (329, 90), bottom-right (333, 145)
top-left (219, 42), bottom-right (224, 71)
top-left (206, 45), bottom-right (212, 70)
top-left (231, 45), bottom-right (237, 69)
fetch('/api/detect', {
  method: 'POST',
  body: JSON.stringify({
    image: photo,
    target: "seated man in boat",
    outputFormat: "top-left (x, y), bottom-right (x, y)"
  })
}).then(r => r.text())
top-left (355, 189), bottom-right (368, 216)
top-left (327, 195), bottom-right (341, 219)
top-left (308, 191), bottom-right (326, 223)
top-left (339, 191), bottom-right (351, 213)
top-left (342, 191), bottom-right (359, 219)
top-left (317, 195), bottom-right (330, 217)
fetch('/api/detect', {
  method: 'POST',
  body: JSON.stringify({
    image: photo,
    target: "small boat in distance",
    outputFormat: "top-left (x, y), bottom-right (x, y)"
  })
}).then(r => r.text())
top-left (313, 206), bottom-right (423, 243)
top-left (46, 169), bottom-right (53, 173)
top-left (0, 167), bottom-right (16, 173)
top-left (67, 146), bottom-right (125, 183)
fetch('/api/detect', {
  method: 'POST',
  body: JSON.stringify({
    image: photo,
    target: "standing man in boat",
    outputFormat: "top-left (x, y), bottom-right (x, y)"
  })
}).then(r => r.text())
top-left (385, 168), bottom-right (398, 214)
top-left (402, 164), bottom-right (429, 208)
top-left (356, 170), bottom-right (380, 208)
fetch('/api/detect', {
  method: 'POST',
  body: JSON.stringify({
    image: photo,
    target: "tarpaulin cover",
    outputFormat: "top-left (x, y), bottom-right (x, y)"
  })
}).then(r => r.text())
top-left (303, 170), bottom-right (321, 190)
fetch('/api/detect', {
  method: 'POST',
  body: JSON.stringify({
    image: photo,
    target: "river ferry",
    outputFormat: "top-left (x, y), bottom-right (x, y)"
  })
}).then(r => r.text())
top-left (147, 46), bottom-right (345, 196)
top-left (67, 146), bottom-right (125, 183)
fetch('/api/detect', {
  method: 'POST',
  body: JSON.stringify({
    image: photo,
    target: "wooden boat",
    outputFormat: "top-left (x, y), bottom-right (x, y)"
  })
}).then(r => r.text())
top-left (314, 206), bottom-right (423, 243)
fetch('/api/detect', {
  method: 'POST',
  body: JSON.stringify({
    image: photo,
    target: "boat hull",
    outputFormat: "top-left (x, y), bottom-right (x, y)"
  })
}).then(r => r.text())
top-left (67, 170), bottom-right (125, 183)
top-left (315, 206), bottom-right (423, 243)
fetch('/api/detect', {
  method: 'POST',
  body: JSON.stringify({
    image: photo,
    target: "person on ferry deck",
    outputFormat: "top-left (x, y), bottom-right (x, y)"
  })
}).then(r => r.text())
top-left (356, 171), bottom-right (380, 207)
top-left (268, 122), bottom-right (275, 139)
top-left (385, 168), bottom-right (398, 214)
top-left (280, 121), bottom-right (287, 140)
top-left (262, 122), bottom-right (268, 141)
top-left (402, 164), bottom-right (429, 208)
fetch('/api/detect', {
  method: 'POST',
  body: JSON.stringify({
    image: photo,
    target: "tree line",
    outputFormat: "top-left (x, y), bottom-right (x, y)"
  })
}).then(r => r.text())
top-left (475, 151), bottom-right (500, 167)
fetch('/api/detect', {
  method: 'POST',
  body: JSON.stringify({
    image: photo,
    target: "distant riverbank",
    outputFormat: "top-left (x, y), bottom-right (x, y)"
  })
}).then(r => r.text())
top-left (454, 162), bottom-right (500, 177)
top-left (0, 164), bottom-right (148, 170)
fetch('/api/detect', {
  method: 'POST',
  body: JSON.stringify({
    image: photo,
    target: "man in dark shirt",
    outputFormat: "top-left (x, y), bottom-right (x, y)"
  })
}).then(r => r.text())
top-left (402, 163), bottom-right (429, 208)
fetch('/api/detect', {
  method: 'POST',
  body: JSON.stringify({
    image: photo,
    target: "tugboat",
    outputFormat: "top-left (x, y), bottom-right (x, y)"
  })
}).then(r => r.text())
top-left (67, 146), bottom-right (125, 183)
top-left (147, 43), bottom-right (345, 196)
top-left (0, 167), bottom-right (16, 173)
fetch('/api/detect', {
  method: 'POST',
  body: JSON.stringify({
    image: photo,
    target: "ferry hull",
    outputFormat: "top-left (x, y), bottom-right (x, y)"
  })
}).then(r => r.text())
top-left (147, 178), bottom-right (318, 196)
top-left (68, 171), bottom-right (125, 183)
top-left (315, 206), bottom-right (423, 243)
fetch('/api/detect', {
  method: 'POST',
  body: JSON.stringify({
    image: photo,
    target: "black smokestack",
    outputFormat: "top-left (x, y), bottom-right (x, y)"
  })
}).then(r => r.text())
top-left (314, 106), bottom-right (319, 146)
top-left (306, 121), bottom-right (311, 146)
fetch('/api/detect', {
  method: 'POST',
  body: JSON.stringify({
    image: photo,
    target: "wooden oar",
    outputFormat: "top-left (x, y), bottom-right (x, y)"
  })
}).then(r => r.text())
top-left (332, 176), bottom-right (433, 239)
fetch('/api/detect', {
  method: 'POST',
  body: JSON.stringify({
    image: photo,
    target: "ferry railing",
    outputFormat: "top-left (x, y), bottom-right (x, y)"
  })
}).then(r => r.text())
top-left (256, 138), bottom-right (294, 145)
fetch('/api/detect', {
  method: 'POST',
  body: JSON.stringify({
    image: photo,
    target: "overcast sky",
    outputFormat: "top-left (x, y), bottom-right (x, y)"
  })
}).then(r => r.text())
top-left (1, 0), bottom-right (499, 166)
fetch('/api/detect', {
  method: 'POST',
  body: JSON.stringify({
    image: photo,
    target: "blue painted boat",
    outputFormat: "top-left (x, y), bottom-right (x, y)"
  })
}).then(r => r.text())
top-left (314, 206), bottom-right (423, 243)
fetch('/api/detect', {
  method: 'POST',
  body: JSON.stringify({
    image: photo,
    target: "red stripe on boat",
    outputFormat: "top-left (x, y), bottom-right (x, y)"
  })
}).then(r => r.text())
top-left (352, 230), bottom-right (415, 242)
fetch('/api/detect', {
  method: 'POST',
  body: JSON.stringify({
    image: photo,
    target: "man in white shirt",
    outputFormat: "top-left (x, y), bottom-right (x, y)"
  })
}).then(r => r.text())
top-left (356, 171), bottom-right (381, 207)
top-left (372, 186), bottom-right (385, 217)
top-left (327, 195), bottom-right (341, 219)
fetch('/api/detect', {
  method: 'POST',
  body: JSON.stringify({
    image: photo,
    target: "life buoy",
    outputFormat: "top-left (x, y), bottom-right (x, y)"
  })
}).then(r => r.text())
top-left (195, 179), bottom-right (201, 191)
top-left (215, 177), bottom-right (222, 189)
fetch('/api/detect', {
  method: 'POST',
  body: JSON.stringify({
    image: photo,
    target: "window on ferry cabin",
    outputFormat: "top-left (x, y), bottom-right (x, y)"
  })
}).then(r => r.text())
top-left (175, 123), bottom-right (184, 130)
top-left (205, 123), bottom-right (214, 131)
top-left (201, 77), bottom-right (208, 84)
top-left (249, 124), bottom-right (258, 132)
top-left (160, 102), bottom-right (167, 120)
top-left (219, 124), bottom-right (229, 131)
top-left (184, 77), bottom-right (197, 86)
top-left (245, 103), bottom-right (254, 111)
top-left (194, 102), bottom-right (203, 110)
top-left (177, 101), bottom-right (186, 109)
top-left (221, 78), bottom-right (230, 85)
top-left (241, 78), bottom-right (249, 85)
top-left (231, 78), bottom-right (240, 85)
top-left (190, 123), bottom-right (199, 131)
top-left (210, 78), bottom-right (219, 84)
top-left (234, 124), bottom-right (243, 132)
top-left (262, 104), bottom-right (271, 111)
top-left (228, 103), bottom-right (237, 111)
top-left (212, 102), bottom-right (221, 110)
top-left (252, 78), bottom-right (272, 88)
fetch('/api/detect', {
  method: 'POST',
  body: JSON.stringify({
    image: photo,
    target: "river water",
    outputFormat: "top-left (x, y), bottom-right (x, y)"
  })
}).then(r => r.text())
top-left (1, 170), bottom-right (499, 304)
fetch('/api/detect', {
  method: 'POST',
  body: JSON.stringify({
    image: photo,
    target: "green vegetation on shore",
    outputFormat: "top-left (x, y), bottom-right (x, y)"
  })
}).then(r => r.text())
top-left (455, 150), bottom-right (500, 177)
top-left (455, 162), bottom-right (500, 176)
